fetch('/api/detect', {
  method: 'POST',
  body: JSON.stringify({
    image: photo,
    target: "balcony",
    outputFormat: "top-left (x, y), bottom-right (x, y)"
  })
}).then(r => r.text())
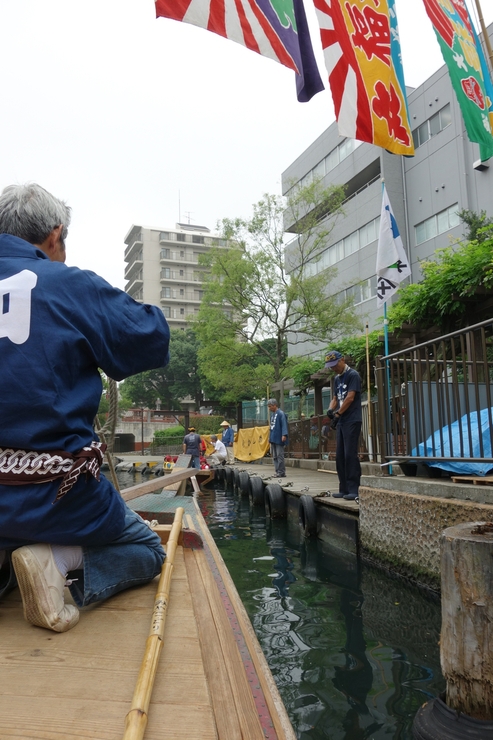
top-left (124, 237), bottom-right (143, 262)
top-left (125, 276), bottom-right (143, 294)
top-left (160, 290), bottom-right (203, 302)
top-left (159, 250), bottom-right (206, 264)
top-left (124, 258), bottom-right (143, 281)
top-left (160, 270), bottom-right (204, 283)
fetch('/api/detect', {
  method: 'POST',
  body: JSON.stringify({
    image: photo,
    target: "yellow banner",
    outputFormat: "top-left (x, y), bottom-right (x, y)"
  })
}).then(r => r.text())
top-left (234, 426), bottom-right (270, 463)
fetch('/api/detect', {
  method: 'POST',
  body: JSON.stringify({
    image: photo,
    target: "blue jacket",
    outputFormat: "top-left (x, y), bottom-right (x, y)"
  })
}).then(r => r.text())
top-left (221, 426), bottom-right (234, 446)
top-left (269, 408), bottom-right (288, 446)
top-left (0, 234), bottom-right (170, 548)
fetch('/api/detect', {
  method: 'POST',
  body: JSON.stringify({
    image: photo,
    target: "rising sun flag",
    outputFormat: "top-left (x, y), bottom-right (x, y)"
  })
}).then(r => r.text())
top-left (155, 0), bottom-right (325, 102)
top-left (313, 0), bottom-right (414, 156)
top-left (376, 185), bottom-right (411, 307)
top-left (421, 0), bottom-right (493, 161)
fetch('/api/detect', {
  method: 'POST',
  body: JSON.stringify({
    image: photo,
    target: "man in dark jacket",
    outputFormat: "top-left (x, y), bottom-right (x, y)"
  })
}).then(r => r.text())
top-left (325, 351), bottom-right (362, 501)
top-left (220, 420), bottom-right (234, 464)
top-left (183, 427), bottom-right (201, 469)
top-left (267, 398), bottom-right (288, 478)
top-left (0, 183), bottom-right (170, 632)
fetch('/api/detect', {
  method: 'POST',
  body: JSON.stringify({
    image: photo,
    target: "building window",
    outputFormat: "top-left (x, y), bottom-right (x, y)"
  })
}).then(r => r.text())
top-left (161, 287), bottom-right (171, 298)
top-left (192, 235), bottom-right (204, 244)
top-left (162, 306), bottom-right (171, 317)
top-left (415, 203), bottom-right (460, 245)
top-left (412, 104), bottom-right (452, 149)
top-left (180, 270), bottom-right (184, 276)
top-left (303, 215), bottom-right (380, 278)
top-left (177, 233), bottom-right (185, 242)
top-left (160, 248), bottom-right (170, 259)
top-left (180, 308), bottom-right (185, 315)
top-left (159, 231), bottom-right (170, 241)
top-left (161, 268), bottom-right (170, 279)
top-left (180, 288), bottom-right (184, 295)
top-left (342, 277), bottom-right (377, 305)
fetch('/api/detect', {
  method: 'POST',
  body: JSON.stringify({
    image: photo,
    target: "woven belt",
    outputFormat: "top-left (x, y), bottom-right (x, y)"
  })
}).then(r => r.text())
top-left (0, 441), bottom-right (107, 503)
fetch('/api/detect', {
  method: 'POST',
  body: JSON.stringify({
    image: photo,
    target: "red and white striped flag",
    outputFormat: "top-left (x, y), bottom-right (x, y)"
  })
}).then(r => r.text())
top-left (155, 0), bottom-right (324, 102)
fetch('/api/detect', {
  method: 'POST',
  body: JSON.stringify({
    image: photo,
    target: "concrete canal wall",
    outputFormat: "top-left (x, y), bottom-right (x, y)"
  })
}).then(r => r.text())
top-left (359, 487), bottom-right (493, 589)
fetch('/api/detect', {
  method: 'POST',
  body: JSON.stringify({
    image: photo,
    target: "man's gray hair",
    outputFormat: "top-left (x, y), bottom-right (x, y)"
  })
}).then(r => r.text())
top-left (210, 435), bottom-right (217, 441)
top-left (0, 183), bottom-right (71, 245)
top-left (267, 398), bottom-right (278, 406)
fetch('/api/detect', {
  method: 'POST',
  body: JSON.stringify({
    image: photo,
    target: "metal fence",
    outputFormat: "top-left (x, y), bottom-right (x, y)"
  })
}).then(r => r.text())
top-left (286, 404), bottom-right (373, 461)
top-left (375, 318), bottom-right (493, 467)
top-left (242, 391), bottom-right (332, 428)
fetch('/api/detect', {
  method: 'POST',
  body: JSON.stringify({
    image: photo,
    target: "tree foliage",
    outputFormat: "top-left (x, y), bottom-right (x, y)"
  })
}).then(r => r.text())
top-left (387, 233), bottom-right (493, 332)
top-left (119, 328), bottom-right (204, 409)
top-left (457, 209), bottom-right (493, 243)
top-left (195, 181), bottom-right (361, 401)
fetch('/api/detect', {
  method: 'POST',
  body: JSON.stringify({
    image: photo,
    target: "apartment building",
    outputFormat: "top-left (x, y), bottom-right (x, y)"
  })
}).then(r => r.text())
top-left (124, 222), bottom-right (226, 329)
top-left (282, 24), bottom-right (493, 357)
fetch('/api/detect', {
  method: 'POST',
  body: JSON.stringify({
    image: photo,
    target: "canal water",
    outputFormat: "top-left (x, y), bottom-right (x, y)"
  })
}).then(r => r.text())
top-left (118, 471), bottom-right (445, 740)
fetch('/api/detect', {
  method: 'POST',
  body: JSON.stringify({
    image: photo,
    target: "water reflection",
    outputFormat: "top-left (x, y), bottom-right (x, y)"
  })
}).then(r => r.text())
top-left (200, 484), bottom-right (444, 740)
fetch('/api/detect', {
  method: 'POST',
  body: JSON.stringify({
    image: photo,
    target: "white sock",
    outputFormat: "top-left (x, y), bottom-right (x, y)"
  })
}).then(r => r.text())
top-left (52, 545), bottom-right (83, 577)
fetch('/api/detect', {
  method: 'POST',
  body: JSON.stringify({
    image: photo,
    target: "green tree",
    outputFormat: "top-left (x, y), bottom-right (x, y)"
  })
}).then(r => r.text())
top-left (195, 181), bottom-right (361, 401)
top-left (387, 234), bottom-right (493, 333)
top-left (119, 328), bottom-right (205, 409)
top-left (457, 209), bottom-right (493, 242)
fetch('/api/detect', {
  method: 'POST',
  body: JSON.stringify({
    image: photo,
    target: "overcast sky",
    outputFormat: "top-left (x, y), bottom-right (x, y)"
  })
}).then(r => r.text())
top-left (1, 1), bottom-right (492, 288)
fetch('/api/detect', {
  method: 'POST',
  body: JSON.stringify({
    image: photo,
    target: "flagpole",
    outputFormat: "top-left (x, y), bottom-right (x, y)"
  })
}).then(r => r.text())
top-left (471, 0), bottom-right (493, 69)
top-left (365, 322), bottom-right (374, 462)
top-left (383, 301), bottom-right (392, 475)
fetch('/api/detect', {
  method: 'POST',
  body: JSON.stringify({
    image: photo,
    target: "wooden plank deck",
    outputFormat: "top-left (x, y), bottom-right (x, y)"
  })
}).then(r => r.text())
top-left (0, 504), bottom-right (295, 740)
top-left (450, 475), bottom-right (493, 486)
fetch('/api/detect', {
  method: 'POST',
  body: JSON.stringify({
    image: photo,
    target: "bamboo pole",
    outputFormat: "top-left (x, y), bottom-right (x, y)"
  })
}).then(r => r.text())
top-left (123, 507), bottom-right (184, 740)
top-left (472, 0), bottom-right (493, 70)
top-left (365, 322), bottom-right (374, 461)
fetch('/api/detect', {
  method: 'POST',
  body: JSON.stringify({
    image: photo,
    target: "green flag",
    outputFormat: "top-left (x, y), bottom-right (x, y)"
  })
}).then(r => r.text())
top-left (422, 0), bottom-right (493, 162)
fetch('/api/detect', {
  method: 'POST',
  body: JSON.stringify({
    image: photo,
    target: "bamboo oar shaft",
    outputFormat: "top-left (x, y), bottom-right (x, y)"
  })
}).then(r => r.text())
top-left (123, 507), bottom-right (184, 740)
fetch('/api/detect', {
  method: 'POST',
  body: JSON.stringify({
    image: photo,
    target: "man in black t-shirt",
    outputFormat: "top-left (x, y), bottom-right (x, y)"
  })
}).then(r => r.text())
top-left (325, 351), bottom-right (362, 501)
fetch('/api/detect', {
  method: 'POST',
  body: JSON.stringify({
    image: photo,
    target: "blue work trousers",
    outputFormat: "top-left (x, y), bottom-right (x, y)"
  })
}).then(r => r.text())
top-left (270, 443), bottom-right (286, 476)
top-left (0, 506), bottom-right (165, 607)
top-left (336, 421), bottom-right (362, 496)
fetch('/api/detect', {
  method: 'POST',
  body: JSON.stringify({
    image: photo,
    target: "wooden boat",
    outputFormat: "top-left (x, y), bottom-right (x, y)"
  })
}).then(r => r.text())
top-left (0, 467), bottom-right (296, 740)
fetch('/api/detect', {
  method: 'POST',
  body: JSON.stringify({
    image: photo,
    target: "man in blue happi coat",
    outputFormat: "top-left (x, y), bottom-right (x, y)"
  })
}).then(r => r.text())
top-left (0, 183), bottom-right (171, 632)
top-left (267, 398), bottom-right (288, 478)
top-left (220, 420), bottom-right (234, 465)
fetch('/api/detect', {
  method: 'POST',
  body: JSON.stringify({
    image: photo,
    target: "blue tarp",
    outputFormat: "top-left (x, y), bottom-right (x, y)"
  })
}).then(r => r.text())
top-left (412, 407), bottom-right (493, 476)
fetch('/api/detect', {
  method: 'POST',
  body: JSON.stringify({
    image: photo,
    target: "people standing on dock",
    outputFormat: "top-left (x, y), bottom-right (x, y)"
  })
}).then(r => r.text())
top-left (267, 398), bottom-right (288, 478)
top-left (183, 427), bottom-right (202, 469)
top-left (325, 351), bottom-right (362, 501)
top-left (0, 183), bottom-right (170, 633)
top-left (208, 435), bottom-right (227, 467)
top-left (220, 420), bottom-right (235, 464)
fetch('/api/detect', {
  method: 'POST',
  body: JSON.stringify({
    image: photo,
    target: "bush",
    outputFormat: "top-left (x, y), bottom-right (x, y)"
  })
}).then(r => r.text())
top-left (153, 416), bottom-right (231, 444)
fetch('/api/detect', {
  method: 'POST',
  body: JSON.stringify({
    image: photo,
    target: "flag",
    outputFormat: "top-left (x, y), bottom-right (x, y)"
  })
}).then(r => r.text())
top-left (313, 0), bottom-right (414, 156)
top-left (155, 0), bottom-right (324, 103)
top-left (421, 0), bottom-right (493, 162)
top-left (376, 185), bottom-right (411, 307)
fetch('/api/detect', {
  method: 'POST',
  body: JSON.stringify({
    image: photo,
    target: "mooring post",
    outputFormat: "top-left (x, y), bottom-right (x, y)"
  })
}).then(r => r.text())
top-left (441, 521), bottom-right (493, 720)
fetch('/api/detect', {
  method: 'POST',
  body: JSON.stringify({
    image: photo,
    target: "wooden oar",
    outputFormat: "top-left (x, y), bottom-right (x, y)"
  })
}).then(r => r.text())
top-left (123, 506), bottom-right (184, 740)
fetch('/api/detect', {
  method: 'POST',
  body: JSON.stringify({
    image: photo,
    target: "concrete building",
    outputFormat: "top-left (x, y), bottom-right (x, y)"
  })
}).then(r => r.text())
top-left (282, 24), bottom-right (493, 357)
top-left (124, 222), bottom-right (226, 330)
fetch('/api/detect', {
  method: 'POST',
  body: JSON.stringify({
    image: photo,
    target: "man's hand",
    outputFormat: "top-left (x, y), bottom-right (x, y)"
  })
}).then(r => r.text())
top-left (329, 414), bottom-right (339, 430)
top-left (327, 409), bottom-right (336, 420)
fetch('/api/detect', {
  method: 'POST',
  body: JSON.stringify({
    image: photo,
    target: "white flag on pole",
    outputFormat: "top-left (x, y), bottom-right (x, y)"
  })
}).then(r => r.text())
top-left (376, 186), bottom-right (411, 307)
